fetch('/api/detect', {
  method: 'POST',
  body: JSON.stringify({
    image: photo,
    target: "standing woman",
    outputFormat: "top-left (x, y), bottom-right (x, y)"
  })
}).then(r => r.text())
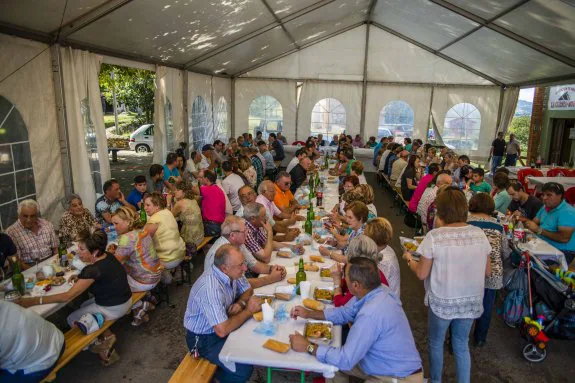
top-left (401, 154), bottom-right (421, 202)
top-left (168, 182), bottom-right (204, 258)
top-left (403, 187), bottom-right (491, 383)
top-left (143, 192), bottom-right (185, 283)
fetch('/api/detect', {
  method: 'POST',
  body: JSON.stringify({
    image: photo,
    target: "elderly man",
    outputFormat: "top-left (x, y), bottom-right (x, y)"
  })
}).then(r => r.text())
top-left (504, 133), bottom-right (521, 167)
top-left (243, 202), bottom-right (302, 263)
top-left (274, 171), bottom-right (304, 214)
top-left (289, 156), bottom-right (312, 194)
top-left (203, 216), bottom-right (286, 285)
top-left (289, 257), bottom-right (423, 382)
top-left (95, 179), bottom-right (135, 229)
top-left (390, 150), bottom-right (409, 184)
top-left (524, 182), bottom-right (575, 264)
top-left (417, 172), bottom-right (453, 226)
top-left (187, 150), bottom-right (202, 180)
top-left (200, 144), bottom-right (215, 170)
top-left (286, 148), bottom-right (307, 174)
top-left (6, 200), bottom-right (58, 269)
top-left (184, 244), bottom-right (262, 383)
top-left (257, 181), bottom-right (303, 239)
top-left (221, 161), bottom-right (244, 213)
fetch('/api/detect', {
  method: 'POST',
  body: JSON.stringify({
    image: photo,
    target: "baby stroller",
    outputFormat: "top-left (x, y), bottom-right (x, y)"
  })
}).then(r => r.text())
top-left (518, 251), bottom-right (575, 363)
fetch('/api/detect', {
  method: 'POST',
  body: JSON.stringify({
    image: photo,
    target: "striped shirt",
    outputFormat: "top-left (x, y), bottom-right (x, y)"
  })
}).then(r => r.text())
top-left (184, 265), bottom-right (250, 334)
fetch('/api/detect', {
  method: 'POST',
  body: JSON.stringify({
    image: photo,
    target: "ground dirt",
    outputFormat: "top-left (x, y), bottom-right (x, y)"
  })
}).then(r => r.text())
top-left (53, 151), bottom-right (574, 382)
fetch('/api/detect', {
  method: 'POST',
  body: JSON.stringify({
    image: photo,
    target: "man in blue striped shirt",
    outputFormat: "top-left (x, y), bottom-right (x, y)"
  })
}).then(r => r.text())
top-left (184, 244), bottom-right (262, 382)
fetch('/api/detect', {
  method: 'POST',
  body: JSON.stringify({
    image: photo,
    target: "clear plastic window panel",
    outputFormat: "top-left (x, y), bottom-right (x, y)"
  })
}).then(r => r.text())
top-left (81, 98), bottom-right (103, 194)
top-left (378, 101), bottom-right (415, 140)
top-left (0, 96), bottom-right (37, 230)
top-left (248, 96), bottom-right (283, 138)
top-left (191, 96), bottom-right (210, 151)
top-left (214, 97), bottom-right (229, 143)
top-left (164, 98), bottom-right (175, 152)
top-left (311, 98), bottom-right (346, 136)
top-left (442, 103), bottom-right (481, 152)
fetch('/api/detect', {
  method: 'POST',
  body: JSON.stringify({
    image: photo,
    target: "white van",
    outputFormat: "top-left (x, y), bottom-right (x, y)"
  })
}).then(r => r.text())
top-left (129, 124), bottom-right (154, 153)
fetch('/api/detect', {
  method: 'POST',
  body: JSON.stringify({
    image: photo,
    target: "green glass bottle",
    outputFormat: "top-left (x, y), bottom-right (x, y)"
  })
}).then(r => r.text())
top-left (304, 210), bottom-right (313, 235)
top-left (324, 153), bottom-right (329, 169)
top-left (11, 258), bottom-right (25, 296)
top-left (309, 173), bottom-right (315, 198)
top-left (295, 257), bottom-right (307, 295)
top-left (309, 203), bottom-right (315, 221)
top-left (58, 237), bottom-right (68, 267)
top-left (139, 208), bottom-right (147, 225)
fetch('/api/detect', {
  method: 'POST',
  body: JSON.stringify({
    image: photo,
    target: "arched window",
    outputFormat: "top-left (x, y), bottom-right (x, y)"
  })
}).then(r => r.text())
top-left (443, 103), bottom-right (481, 151)
top-left (81, 98), bottom-right (102, 195)
top-left (214, 97), bottom-right (228, 142)
top-left (378, 101), bottom-right (414, 142)
top-left (248, 96), bottom-right (283, 138)
top-left (191, 96), bottom-right (210, 150)
top-left (311, 98), bottom-right (346, 137)
top-left (0, 96), bottom-right (37, 230)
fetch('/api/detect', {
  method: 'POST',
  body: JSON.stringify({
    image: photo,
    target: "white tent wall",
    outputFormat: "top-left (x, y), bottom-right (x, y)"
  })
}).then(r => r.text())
top-left (297, 81), bottom-right (362, 140)
top-left (365, 84), bottom-right (432, 140)
top-left (153, 66), bottom-right (184, 163)
top-left (234, 79), bottom-right (297, 143)
top-left (212, 76), bottom-right (232, 143)
top-left (188, 72), bottom-right (215, 150)
top-left (431, 86), bottom-right (501, 163)
top-left (0, 34), bottom-right (65, 225)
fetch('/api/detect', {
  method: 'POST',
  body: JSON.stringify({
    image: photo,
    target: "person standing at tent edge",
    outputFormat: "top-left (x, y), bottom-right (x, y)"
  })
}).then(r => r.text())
top-left (504, 133), bottom-right (521, 167)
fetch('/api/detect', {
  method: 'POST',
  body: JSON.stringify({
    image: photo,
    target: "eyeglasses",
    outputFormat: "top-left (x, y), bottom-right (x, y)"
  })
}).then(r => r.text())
top-left (232, 230), bottom-right (246, 234)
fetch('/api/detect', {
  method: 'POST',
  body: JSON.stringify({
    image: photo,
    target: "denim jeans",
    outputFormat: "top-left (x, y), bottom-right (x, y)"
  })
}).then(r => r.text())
top-left (186, 330), bottom-right (253, 383)
top-left (491, 155), bottom-right (502, 175)
top-left (504, 154), bottom-right (517, 166)
top-left (203, 220), bottom-right (222, 237)
top-left (428, 310), bottom-right (473, 383)
top-left (474, 289), bottom-right (497, 343)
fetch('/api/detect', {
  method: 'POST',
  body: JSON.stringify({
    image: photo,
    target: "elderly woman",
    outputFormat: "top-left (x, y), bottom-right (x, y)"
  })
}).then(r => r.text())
top-left (331, 175), bottom-right (360, 216)
top-left (143, 192), bottom-right (185, 283)
top-left (403, 187), bottom-right (491, 383)
top-left (58, 194), bottom-right (99, 246)
top-left (365, 217), bottom-right (401, 299)
top-left (168, 182), bottom-right (204, 258)
top-left (19, 229), bottom-right (132, 365)
top-left (467, 193), bottom-right (504, 347)
top-left (341, 184), bottom-right (377, 219)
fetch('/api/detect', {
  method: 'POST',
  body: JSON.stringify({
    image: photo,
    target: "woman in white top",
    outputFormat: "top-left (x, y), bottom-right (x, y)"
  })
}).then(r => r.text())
top-left (365, 217), bottom-right (401, 299)
top-left (403, 187), bottom-right (491, 383)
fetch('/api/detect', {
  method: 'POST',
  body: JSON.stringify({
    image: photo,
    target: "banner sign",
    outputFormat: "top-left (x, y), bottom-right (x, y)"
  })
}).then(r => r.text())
top-left (549, 84), bottom-right (575, 110)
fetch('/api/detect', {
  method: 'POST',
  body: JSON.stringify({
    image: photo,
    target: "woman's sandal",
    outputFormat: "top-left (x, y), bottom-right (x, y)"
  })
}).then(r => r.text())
top-left (100, 348), bottom-right (120, 366)
top-left (131, 308), bottom-right (150, 327)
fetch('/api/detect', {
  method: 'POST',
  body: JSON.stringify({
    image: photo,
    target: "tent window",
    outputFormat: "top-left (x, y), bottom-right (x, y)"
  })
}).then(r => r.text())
top-left (311, 98), bottom-right (346, 137)
top-left (443, 103), bottom-right (481, 152)
top-left (0, 96), bottom-right (37, 230)
top-left (214, 97), bottom-right (228, 143)
top-left (81, 98), bottom-right (102, 195)
top-left (191, 96), bottom-right (210, 150)
top-left (378, 101), bottom-right (414, 141)
top-left (249, 96), bottom-right (283, 138)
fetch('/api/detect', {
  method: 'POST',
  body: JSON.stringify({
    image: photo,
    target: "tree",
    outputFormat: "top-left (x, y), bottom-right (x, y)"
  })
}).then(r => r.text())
top-left (508, 115), bottom-right (530, 151)
top-left (99, 64), bottom-right (155, 124)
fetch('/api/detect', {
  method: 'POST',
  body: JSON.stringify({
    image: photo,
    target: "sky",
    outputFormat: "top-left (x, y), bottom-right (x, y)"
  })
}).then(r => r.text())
top-left (519, 87), bottom-right (535, 102)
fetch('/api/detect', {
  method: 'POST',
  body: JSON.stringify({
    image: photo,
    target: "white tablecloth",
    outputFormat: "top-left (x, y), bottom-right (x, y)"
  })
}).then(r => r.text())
top-left (517, 238), bottom-right (568, 270)
top-left (526, 176), bottom-right (575, 190)
top-left (281, 145), bottom-right (377, 172)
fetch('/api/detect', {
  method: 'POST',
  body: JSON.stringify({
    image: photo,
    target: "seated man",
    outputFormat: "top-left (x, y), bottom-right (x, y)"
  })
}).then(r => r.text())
top-left (203, 216), bottom-right (286, 286)
top-left (95, 179), bottom-right (135, 231)
top-left (184, 244), bottom-right (262, 383)
top-left (243, 202), bottom-right (302, 263)
top-left (286, 148), bottom-right (306, 175)
top-left (506, 182), bottom-right (543, 220)
top-left (163, 152), bottom-right (182, 192)
top-left (256, 180), bottom-right (304, 239)
top-left (289, 257), bottom-right (423, 383)
top-left (146, 164), bottom-right (164, 193)
top-left (221, 161), bottom-right (244, 214)
top-left (274, 171), bottom-right (305, 214)
top-left (6, 199), bottom-right (58, 269)
top-left (187, 150), bottom-right (202, 180)
top-left (257, 141), bottom-right (277, 180)
top-left (289, 156), bottom-right (312, 194)
top-left (268, 132), bottom-right (285, 163)
top-left (524, 182), bottom-right (575, 265)
top-left (200, 144), bottom-right (215, 170)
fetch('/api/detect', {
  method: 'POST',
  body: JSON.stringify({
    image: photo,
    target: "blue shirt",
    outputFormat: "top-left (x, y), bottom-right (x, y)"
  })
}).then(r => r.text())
top-left (262, 151), bottom-right (275, 170)
top-left (373, 142), bottom-right (382, 159)
top-left (94, 195), bottom-right (122, 228)
top-left (317, 286), bottom-right (421, 377)
top-left (162, 164), bottom-right (180, 181)
top-left (535, 200), bottom-right (575, 252)
top-left (126, 188), bottom-right (145, 211)
top-left (183, 265), bottom-right (250, 334)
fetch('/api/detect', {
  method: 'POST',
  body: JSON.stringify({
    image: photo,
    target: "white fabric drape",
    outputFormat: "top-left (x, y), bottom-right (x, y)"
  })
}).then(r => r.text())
top-left (297, 80), bottom-right (362, 141)
top-left (212, 76), bottom-right (232, 143)
top-left (234, 79), bottom-right (297, 142)
top-left (60, 47), bottom-right (110, 212)
top-left (498, 86), bottom-right (520, 136)
top-left (153, 66), bottom-right (184, 163)
top-left (188, 72), bottom-right (214, 148)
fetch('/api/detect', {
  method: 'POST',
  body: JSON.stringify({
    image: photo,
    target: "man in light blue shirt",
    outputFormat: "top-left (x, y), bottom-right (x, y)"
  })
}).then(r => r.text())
top-left (289, 257), bottom-right (423, 382)
top-left (162, 152), bottom-right (181, 192)
top-left (183, 244), bottom-right (262, 383)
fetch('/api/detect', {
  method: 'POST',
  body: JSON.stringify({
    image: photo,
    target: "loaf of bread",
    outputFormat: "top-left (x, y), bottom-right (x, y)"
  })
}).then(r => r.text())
top-left (304, 264), bottom-right (319, 272)
top-left (303, 298), bottom-right (325, 311)
top-left (274, 292), bottom-right (292, 301)
top-left (277, 250), bottom-right (292, 258)
top-left (309, 255), bottom-right (324, 263)
top-left (262, 339), bottom-right (290, 353)
top-left (253, 311), bottom-right (263, 321)
top-left (287, 277), bottom-right (297, 284)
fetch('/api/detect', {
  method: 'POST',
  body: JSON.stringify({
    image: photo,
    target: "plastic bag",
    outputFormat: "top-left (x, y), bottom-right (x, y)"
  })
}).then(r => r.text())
top-left (274, 303), bottom-right (290, 323)
top-left (296, 234), bottom-right (312, 246)
top-left (253, 321), bottom-right (278, 336)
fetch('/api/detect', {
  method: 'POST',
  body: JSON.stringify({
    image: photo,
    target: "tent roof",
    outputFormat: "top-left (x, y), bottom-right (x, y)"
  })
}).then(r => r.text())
top-left (1, 0), bottom-right (574, 86)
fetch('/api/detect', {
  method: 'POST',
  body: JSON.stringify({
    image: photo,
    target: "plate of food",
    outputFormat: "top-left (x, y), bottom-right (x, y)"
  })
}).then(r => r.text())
top-left (319, 267), bottom-right (332, 281)
top-left (313, 286), bottom-right (335, 303)
top-left (399, 237), bottom-right (422, 260)
top-left (304, 320), bottom-right (333, 345)
top-left (49, 275), bottom-right (67, 286)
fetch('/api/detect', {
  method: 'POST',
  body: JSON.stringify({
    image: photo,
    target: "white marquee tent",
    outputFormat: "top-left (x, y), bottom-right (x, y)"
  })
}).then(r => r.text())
top-left (0, 0), bottom-right (574, 227)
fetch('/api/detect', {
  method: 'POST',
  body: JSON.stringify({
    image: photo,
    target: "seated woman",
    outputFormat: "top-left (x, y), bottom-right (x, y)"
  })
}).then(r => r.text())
top-left (239, 155), bottom-right (257, 188)
top-left (331, 175), bottom-right (359, 217)
top-left (18, 229), bottom-right (132, 365)
top-left (58, 194), bottom-right (99, 246)
top-left (350, 161), bottom-right (364, 177)
top-left (143, 192), bottom-right (185, 283)
top-left (364, 217), bottom-right (401, 299)
top-left (401, 154), bottom-right (421, 202)
top-left (341, 184), bottom-right (377, 219)
top-left (168, 182), bottom-right (204, 258)
top-left (111, 207), bottom-right (161, 326)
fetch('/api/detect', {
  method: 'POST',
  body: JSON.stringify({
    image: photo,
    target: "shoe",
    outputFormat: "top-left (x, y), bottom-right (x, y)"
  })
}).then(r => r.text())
top-left (474, 340), bottom-right (486, 348)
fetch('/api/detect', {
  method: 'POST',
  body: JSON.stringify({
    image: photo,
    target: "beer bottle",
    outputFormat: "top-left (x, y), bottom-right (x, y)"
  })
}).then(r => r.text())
top-left (309, 203), bottom-right (315, 221)
top-left (11, 257), bottom-right (25, 296)
top-left (309, 173), bottom-right (315, 198)
top-left (304, 210), bottom-right (313, 235)
top-left (139, 208), bottom-right (147, 225)
top-left (295, 257), bottom-right (307, 295)
top-left (58, 237), bottom-right (68, 268)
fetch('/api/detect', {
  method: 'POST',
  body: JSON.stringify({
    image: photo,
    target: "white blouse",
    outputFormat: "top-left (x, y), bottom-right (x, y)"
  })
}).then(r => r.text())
top-left (378, 246), bottom-right (401, 299)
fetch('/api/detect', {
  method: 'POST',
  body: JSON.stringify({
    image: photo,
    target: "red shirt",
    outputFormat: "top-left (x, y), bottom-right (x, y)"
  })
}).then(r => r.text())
top-left (200, 184), bottom-right (226, 223)
top-left (333, 270), bottom-right (388, 307)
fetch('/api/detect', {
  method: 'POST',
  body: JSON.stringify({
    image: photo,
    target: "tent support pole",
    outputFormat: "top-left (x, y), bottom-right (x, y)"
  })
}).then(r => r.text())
top-left (426, 86), bottom-right (435, 145)
top-left (182, 71), bottom-right (189, 157)
top-left (50, 44), bottom-right (74, 196)
top-left (231, 77), bottom-right (236, 138)
top-left (495, 86), bottom-right (505, 134)
top-left (359, 23), bottom-right (371, 139)
top-left (295, 83), bottom-right (300, 141)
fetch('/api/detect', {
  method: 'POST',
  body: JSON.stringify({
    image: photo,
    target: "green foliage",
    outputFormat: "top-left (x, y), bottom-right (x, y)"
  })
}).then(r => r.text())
top-left (508, 116), bottom-right (530, 151)
top-left (99, 64), bottom-right (155, 126)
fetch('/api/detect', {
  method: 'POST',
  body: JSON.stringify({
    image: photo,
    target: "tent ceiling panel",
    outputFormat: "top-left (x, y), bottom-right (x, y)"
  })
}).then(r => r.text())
top-left (442, 0), bottom-right (526, 20)
top-left (494, 0), bottom-right (575, 60)
top-left (367, 27), bottom-right (494, 85)
top-left (191, 26), bottom-right (293, 75)
top-left (266, 0), bottom-right (321, 17)
top-left (372, 0), bottom-right (479, 50)
top-left (68, 0), bottom-right (274, 65)
top-left (283, 0), bottom-right (370, 45)
top-left (443, 28), bottom-right (575, 84)
top-left (0, 0), bottom-right (109, 33)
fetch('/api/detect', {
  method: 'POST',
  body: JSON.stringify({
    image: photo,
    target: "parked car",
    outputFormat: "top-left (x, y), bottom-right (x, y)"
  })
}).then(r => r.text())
top-left (377, 127), bottom-right (394, 139)
top-left (391, 125), bottom-right (413, 138)
top-left (129, 124), bottom-right (154, 153)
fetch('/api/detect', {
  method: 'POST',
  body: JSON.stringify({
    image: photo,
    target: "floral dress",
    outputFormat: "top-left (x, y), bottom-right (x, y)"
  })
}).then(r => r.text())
top-left (58, 208), bottom-right (97, 246)
top-left (177, 199), bottom-right (204, 257)
top-left (115, 229), bottom-right (161, 290)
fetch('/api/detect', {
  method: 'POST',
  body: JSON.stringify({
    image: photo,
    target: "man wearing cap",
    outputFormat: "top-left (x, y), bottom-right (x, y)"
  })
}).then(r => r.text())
top-left (200, 144), bottom-right (215, 171)
top-left (390, 150), bottom-right (409, 185)
top-left (126, 175), bottom-right (148, 211)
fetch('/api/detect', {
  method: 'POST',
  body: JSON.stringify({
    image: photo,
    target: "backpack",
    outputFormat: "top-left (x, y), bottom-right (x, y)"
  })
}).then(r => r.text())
top-left (501, 268), bottom-right (530, 326)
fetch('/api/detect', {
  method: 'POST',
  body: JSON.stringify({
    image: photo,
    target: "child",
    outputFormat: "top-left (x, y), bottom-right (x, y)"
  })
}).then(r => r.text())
top-left (126, 175), bottom-right (148, 211)
top-left (470, 168), bottom-right (492, 194)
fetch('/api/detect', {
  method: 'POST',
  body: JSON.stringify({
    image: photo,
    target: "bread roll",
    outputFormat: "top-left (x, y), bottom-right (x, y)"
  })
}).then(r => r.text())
top-left (303, 298), bottom-right (325, 311)
top-left (304, 264), bottom-right (319, 272)
top-left (277, 250), bottom-right (292, 258)
top-left (253, 311), bottom-right (263, 321)
top-left (274, 292), bottom-right (292, 301)
top-left (263, 339), bottom-right (290, 353)
top-left (309, 255), bottom-right (324, 263)
top-left (287, 277), bottom-right (297, 284)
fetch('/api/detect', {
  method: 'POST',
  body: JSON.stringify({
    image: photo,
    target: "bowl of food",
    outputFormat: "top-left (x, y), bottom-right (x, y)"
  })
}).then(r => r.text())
top-left (319, 267), bottom-right (332, 281)
top-left (399, 237), bottom-right (422, 260)
top-left (304, 320), bottom-right (333, 345)
top-left (313, 286), bottom-right (335, 303)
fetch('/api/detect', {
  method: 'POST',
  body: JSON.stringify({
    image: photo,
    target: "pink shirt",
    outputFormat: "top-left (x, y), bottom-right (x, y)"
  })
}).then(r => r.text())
top-left (408, 174), bottom-right (434, 213)
top-left (200, 184), bottom-right (226, 223)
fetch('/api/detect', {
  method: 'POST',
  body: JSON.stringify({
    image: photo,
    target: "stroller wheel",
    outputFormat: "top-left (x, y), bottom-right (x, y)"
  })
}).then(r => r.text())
top-left (522, 343), bottom-right (547, 363)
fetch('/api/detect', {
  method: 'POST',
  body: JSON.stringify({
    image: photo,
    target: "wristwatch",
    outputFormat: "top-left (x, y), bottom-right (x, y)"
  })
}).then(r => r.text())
top-left (238, 300), bottom-right (247, 309)
top-left (306, 342), bottom-right (316, 355)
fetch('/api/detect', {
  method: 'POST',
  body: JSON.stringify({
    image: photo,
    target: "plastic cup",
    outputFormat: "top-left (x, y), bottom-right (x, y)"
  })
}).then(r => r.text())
top-left (300, 281), bottom-right (311, 299)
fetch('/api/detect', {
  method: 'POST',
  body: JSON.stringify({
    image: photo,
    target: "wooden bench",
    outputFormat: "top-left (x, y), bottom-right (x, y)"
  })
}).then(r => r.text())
top-left (177, 236), bottom-right (213, 286)
top-left (168, 353), bottom-right (217, 383)
top-left (42, 292), bottom-right (146, 382)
